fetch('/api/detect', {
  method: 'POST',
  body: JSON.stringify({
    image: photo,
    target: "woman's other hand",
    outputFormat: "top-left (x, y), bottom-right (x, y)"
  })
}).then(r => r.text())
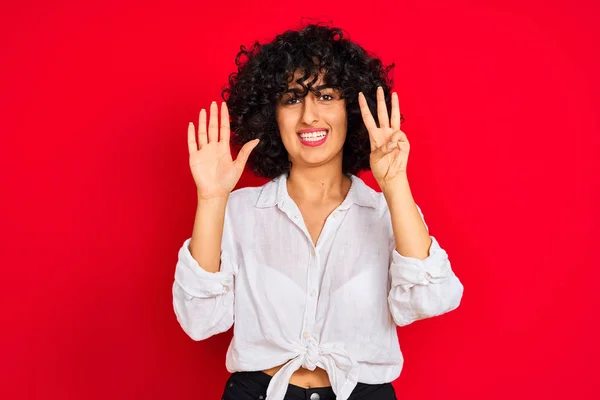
top-left (358, 87), bottom-right (410, 192)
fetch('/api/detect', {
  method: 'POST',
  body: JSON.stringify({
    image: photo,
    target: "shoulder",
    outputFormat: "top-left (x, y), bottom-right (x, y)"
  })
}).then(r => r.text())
top-left (349, 174), bottom-right (389, 217)
top-left (226, 177), bottom-right (277, 211)
top-left (351, 175), bottom-right (425, 216)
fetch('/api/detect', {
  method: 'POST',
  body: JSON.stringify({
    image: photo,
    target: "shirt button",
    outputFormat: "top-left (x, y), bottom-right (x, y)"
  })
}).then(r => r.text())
top-left (303, 331), bottom-right (310, 339)
top-left (311, 248), bottom-right (316, 256)
top-left (310, 393), bottom-right (321, 400)
top-left (310, 290), bottom-right (317, 297)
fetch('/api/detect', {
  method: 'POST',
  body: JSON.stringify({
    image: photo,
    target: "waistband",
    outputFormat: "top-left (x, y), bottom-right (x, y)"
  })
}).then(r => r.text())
top-left (231, 371), bottom-right (335, 400)
top-left (229, 370), bottom-right (392, 400)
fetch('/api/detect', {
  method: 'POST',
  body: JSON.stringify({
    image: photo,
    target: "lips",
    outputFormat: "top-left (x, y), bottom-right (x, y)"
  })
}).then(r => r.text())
top-left (298, 128), bottom-right (328, 134)
top-left (297, 129), bottom-right (329, 147)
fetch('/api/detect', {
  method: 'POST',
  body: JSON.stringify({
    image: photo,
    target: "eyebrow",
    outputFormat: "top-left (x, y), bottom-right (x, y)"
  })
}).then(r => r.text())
top-left (283, 84), bottom-right (334, 94)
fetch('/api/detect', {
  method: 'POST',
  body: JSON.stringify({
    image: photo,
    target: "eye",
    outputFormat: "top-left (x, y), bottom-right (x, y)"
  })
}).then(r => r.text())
top-left (283, 97), bottom-right (301, 105)
top-left (282, 93), bottom-right (335, 105)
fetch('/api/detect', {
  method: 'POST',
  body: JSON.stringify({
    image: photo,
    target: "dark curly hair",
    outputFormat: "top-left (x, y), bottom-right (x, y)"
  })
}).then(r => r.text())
top-left (221, 22), bottom-right (402, 179)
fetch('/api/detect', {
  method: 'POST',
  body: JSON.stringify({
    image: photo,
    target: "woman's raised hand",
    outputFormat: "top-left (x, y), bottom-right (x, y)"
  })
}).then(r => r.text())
top-left (188, 101), bottom-right (259, 200)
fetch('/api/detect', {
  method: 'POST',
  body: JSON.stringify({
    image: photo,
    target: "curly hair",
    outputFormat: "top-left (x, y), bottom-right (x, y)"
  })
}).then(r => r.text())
top-left (221, 22), bottom-right (402, 179)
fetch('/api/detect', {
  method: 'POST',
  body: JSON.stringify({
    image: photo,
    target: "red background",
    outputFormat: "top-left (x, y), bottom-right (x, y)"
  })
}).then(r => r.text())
top-left (1, 0), bottom-right (599, 399)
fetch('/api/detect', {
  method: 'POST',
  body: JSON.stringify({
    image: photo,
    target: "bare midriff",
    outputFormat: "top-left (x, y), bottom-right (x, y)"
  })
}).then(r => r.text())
top-left (262, 365), bottom-right (331, 388)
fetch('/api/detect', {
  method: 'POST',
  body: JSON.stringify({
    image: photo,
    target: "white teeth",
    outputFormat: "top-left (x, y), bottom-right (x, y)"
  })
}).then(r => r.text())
top-left (299, 130), bottom-right (327, 141)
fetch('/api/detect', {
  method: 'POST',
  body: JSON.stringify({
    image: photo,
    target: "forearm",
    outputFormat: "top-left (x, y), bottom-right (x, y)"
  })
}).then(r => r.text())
top-left (382, 175), bottom-right (431, 260)
top-left (189, 193), bottom-right (228, 273)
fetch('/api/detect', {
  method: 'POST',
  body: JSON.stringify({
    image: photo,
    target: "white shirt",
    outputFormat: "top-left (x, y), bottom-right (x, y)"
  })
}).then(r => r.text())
top-left (172, 173), bottom-right (464, 400)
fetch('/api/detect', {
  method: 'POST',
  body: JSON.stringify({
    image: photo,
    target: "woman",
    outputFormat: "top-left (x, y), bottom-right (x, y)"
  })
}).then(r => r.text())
top-left (173, 23), bottom-right (464, 400)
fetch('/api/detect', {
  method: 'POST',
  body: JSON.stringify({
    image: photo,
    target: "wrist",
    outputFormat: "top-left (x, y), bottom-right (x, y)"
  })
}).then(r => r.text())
top-left (197, 192), bottom-right (229, 204)
top-left (379, 173), bottom-right (409, 196)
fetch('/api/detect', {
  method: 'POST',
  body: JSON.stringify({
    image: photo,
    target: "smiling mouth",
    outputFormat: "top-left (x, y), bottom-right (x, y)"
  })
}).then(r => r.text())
top-left (297, 130), bottom-right (328, 142)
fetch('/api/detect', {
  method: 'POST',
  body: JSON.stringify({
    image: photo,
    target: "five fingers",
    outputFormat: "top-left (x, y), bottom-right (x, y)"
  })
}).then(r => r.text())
top-left (189, 101), bottom-right (234, 153)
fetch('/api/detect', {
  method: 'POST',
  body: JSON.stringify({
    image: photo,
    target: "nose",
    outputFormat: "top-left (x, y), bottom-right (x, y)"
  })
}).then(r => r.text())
top-left (301, 96), bottom-right (319, 125)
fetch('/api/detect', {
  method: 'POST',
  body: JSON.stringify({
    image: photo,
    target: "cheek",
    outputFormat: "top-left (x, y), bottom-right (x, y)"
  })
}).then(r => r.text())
top-left (275, 114), bottom-right (295, 140)
top-left (330, 108), bottom-right (347, 132)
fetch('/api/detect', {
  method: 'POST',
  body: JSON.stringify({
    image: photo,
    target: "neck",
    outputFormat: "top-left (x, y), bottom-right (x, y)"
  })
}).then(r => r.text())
top-left (286, 163), bottom-right (351, 204)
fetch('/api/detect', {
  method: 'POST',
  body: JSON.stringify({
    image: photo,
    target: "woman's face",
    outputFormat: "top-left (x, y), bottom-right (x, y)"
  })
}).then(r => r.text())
top-left (275, 70), bottom-right (347, 169)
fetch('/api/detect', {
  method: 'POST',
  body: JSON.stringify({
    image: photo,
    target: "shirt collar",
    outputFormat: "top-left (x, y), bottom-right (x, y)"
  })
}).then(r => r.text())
top-left (255, 173), bottom-right (379, 210)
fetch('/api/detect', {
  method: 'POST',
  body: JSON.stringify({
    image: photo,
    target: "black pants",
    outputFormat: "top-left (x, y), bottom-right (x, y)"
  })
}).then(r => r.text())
top-left (222, 371), bottom-right (397, 400)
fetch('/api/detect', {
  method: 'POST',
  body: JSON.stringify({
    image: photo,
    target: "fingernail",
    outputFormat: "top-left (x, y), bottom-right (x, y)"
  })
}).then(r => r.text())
top-left (388, 141), bottom-right (398, 149)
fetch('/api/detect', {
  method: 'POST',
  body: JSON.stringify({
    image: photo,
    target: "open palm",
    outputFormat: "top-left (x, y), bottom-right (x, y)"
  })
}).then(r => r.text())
top-left (188, 101), bottom-right (259, 199)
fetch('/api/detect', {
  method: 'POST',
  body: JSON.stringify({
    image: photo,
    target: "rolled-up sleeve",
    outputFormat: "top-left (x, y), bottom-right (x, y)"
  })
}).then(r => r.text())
top-left (387, 205), bottom-right (464, 327)
top-left (172, 237), bottom-right (236, 341)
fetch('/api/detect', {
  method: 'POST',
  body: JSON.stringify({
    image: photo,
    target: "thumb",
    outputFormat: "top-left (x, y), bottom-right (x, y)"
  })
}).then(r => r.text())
top-left (371, 141), bottom-right (397, 163)
top-left (234, 139), bottom-right (260, 171)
